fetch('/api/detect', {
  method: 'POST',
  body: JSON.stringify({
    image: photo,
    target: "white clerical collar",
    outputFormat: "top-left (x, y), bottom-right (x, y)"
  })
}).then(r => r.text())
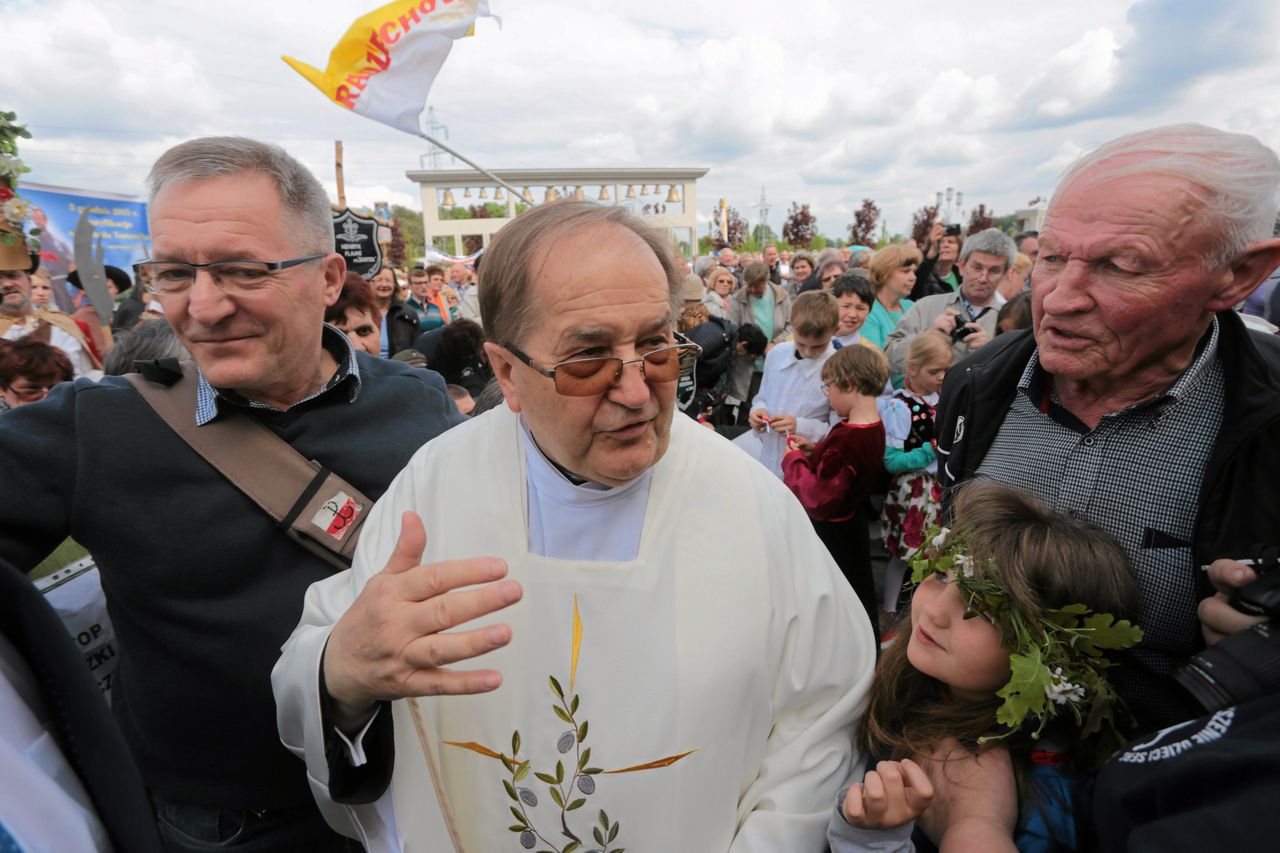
top-left (518, 415), bottom-right (654, 504)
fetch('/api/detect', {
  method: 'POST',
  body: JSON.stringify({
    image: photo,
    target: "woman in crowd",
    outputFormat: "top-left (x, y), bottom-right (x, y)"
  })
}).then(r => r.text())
top-left (862, 244), bottom-right (922, 350)
top-left (785, 251), bottom-right (816, 297)
top-left (702, 265), bottom-right (736, 320)
top-left (1000, 252), bottom-right (1033, 302)
top-left (327, 273), bottom-right (384, 357)
top-left (0, 338), bottom-right (74, 412)
top-left (912, 222), bottom-right (964, 299)
top-left (366, 266), bottom-right (417, 357)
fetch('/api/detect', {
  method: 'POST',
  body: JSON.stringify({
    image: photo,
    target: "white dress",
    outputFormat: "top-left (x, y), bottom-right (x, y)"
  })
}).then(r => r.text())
top-left (274, 406), bottom-right (876, 853)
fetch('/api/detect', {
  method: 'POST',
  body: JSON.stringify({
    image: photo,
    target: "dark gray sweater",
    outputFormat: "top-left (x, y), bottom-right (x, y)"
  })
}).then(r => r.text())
top-left (0, 351), bottom-right (464, 808)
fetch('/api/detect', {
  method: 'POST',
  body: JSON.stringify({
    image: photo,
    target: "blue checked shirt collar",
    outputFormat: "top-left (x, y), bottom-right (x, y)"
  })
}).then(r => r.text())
top-left (194, 324), bottom-right (362, 426)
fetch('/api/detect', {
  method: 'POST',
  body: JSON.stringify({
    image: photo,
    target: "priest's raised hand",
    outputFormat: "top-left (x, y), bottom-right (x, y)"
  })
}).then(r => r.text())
top-left (320, 510), bottom-right (523, 732)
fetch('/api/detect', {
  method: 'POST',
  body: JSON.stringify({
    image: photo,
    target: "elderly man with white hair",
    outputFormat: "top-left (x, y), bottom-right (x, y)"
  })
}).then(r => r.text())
top-left (871, 122), bottom-right (1280, 853)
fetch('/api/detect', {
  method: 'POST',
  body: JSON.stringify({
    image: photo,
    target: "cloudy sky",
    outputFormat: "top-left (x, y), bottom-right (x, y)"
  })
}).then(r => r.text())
top-left (7, 0), bottom-right (1280, 242)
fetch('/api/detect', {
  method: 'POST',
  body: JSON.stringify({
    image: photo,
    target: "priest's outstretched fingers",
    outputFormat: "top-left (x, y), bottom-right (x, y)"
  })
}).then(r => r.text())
top-left (321, 511), bottom-right (522, 730)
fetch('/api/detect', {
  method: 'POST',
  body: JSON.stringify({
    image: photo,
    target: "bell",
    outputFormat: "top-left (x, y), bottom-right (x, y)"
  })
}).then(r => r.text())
top-left (463, 188), bottom-right (472, 198)
top-left (625, 185), bottom-right (636, 199)
top-left (441, 189), bottom-right (456, 208)
top-left (544, 187), bottom-right (558, 203)
top-left (479, 188), bottom-right (488, 199)
top-left (598, 186), bottom-right (611, 201)
top-left (494, 187), bottom-right (505, 201)
top-left (572, 186), bottom-right (585, 201)
top-left (666, 184), bottom-right (680, 203)
top-left (521, 187), bottom-right (534, 203)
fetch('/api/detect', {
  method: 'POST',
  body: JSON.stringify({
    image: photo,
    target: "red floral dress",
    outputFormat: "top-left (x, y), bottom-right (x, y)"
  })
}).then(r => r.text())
top-left (880, 390), bottom-right (943, 559)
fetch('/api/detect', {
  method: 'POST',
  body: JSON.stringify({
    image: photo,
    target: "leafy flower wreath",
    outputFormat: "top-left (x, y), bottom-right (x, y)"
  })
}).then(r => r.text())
top-left (0, 112), bottom-right (42, 253)
top-left (907, 524), bottom-right (1143, 762)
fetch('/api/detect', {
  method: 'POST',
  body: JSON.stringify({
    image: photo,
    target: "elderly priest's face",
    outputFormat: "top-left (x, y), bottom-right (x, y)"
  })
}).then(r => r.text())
top-left (492, 222), bottom-right (677, 487)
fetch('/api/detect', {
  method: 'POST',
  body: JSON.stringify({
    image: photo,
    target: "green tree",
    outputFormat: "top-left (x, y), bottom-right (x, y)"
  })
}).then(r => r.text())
top-left (391, 204), bottom-right (425, 261)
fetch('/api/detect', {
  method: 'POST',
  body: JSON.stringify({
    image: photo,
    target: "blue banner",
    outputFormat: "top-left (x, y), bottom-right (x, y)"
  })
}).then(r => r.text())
top-left (21, 184), bottom-right (149, 292)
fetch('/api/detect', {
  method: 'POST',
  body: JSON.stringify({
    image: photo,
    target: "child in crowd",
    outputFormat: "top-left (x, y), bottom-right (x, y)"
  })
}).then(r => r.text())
top-left (880, 331), bottom-right (952, 622)
top-left (734, 291), bottom-right (840, 476)
top-left (829, 481), bottom-right (1142, 852)
top-left (831, 273), bottom-right (881, 351)
top-left (782, 345), bottom-right (888, 630)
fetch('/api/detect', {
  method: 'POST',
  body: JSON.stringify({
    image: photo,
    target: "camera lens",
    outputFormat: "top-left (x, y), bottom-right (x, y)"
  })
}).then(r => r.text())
top-left (1175, 622), bottom-right (1280, 712)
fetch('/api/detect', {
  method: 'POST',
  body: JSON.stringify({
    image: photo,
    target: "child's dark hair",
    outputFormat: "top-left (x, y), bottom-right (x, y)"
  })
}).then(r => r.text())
top-left (831, 273), bottom-right (874, 307)
top-left (736, 323), bottom-right (768, 357)
top-left (861, 481), bottom-right (1137, 773)
top-left (822, 345), bottom-right (888, 396)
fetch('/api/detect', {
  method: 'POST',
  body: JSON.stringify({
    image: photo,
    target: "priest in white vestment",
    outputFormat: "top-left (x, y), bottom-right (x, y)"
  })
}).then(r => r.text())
top-left (273, 200), bottom-right (877, 853)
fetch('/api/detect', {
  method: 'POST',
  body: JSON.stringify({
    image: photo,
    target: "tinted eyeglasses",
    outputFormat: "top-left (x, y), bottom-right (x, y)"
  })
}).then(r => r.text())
top-left (501, 334), bottom-right (701, 397)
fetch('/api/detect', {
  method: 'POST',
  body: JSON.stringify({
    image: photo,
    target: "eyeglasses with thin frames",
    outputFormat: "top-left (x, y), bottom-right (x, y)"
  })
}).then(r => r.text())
top-left (132, 255), bottom-right (326, 295)
top-left (500, 334), bottom-right (701, 397)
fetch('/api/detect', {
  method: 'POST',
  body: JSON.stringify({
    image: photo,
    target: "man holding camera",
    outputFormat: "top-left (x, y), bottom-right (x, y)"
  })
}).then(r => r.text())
top-left (883, 227), bottom-right (1014, 377)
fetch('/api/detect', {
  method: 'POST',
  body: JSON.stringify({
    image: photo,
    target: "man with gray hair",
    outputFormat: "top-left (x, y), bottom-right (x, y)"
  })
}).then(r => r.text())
top-left (914, 123), bottom-right (1280, 850)
top-left (0, 137), bottom-right (464, 850)
top-left (883, 227), bottom-right (1016, 375)
top-left (274, 200), bottom-right (875, 852)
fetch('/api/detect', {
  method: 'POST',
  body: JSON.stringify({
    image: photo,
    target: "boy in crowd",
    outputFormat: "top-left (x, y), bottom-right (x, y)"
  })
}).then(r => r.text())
top-left (734, 291), bottom-right (840, 476)
top-left (831, 273), bottom-right (880, 351)
top-left (783, 346), bottom-right (889, 632)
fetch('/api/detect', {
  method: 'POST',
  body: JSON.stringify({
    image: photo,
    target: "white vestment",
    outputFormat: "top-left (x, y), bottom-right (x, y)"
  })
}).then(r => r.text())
top-left (274, 406), bottom-right (875, 852)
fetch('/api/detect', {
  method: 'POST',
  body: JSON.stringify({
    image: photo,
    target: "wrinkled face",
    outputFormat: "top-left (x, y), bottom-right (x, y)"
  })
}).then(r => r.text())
top-left (763, 246), bottom-right (778, 265)
top-left (793, 332), bottom-right (832, 360)
top-left (907, 355), bottom-right (951, 397)
top-left (29, 277), bottom-right (53, 307)
top-left (0, 269), bottom-right (31, 310)
top-left (939, 236), bottom-right (960, 262)
top-left (711, 271), bottom-right (735, 296)
top-left (408, 273), bottom-right (430, 299)
top-left (820, 264), bottom-right (845, 290)
top-left (1033, 171), bottom-right (1232, 387)
top-left (885, 263), bottom-right (917, 300)
top-left (719, 249), bottom-right (737, 267)
top-left (369, 267), bottom-right (396, 300)
top-left (908, 570), bottom-right (1011, 702)
top-left (836, 294), bottom-right (871, 335)
top-left (791, 259), bottom-right (812, 281)
top-left (488, 223), bottom-right (676, 487)
top-left (148, 173), bottom-right (343, 399)
top-left (333, 307), bottom-right (380, 356)
top-left (959, 251), bottom-right (1008, 307)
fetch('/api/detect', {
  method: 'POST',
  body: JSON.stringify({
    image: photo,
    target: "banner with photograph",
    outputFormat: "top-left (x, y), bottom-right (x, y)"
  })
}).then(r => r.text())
top-left (21, 183), bottom-right (149, 293)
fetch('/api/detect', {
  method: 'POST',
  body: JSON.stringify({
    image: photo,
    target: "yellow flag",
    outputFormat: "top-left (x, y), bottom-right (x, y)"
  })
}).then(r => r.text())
top-left (283, 0), bottom-right (493, 136)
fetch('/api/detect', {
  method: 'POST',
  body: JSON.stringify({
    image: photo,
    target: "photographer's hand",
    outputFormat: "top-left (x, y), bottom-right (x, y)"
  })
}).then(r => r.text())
top-left (931, 309), bottom-right (960, 335)
top-left (1199, 559), bottom-right (1267, 646)
top-left (962, 324), bottom-right (990, 349)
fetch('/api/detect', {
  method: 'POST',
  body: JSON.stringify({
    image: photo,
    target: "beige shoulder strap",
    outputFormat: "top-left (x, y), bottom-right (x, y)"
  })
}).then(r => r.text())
top-left (125, 360), bottom-right (371, 570)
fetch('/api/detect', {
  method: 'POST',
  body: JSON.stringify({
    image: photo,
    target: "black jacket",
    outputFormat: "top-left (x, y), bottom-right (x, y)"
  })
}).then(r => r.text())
top-left (910, 253), bottom-right (963, 301)
top-left (384, 301), bottom-right (420, 357)
top-left (938, 311), bottom-right (1280, 599)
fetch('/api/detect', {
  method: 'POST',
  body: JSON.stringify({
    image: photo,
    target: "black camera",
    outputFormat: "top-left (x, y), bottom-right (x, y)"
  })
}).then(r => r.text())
top-left (1175, 546), bottom-right (1280, 711)
top-left (950, 314), bottom-right (974, 342)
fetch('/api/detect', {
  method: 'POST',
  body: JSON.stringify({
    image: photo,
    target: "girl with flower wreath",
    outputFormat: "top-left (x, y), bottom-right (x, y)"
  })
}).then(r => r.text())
top-left (879, 330), bottom-right (952, 623)
top-left (830, 482), bottom-right (1143, 853)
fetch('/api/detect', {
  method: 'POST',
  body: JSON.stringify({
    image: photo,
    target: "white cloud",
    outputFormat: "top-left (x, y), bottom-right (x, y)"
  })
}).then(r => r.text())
top-left (8, 0), bottom-right (1280, 241)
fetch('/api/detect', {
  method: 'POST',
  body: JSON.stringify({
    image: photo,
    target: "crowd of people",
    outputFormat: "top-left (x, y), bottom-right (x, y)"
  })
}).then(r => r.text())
top-left (1, 120), bottom-right (1279, 853)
